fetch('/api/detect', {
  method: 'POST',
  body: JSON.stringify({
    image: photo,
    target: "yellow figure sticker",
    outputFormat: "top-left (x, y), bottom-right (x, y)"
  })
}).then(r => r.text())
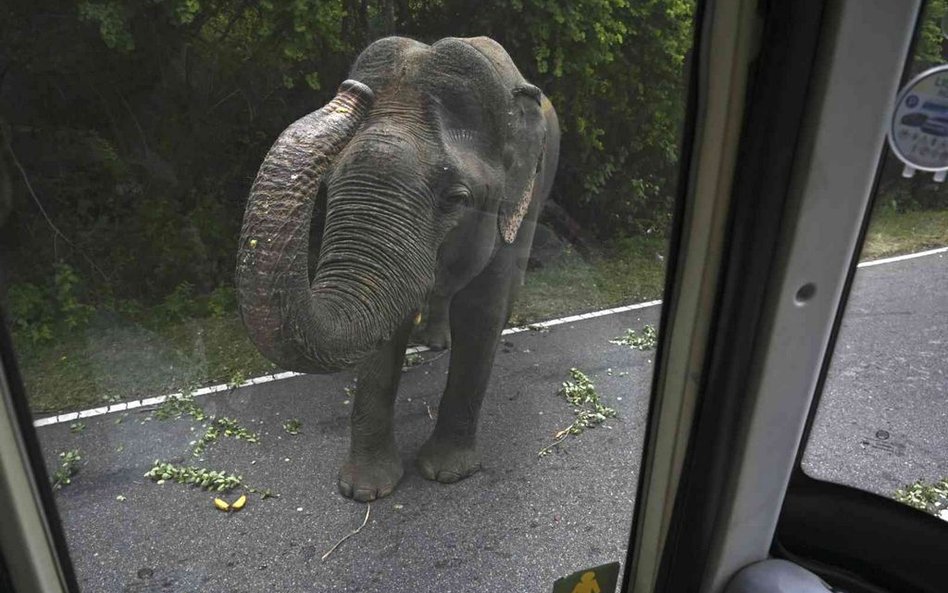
top-left (552, 562), bottom-right (619, 593)
top-left (571, 572), bottom-right (600, 593)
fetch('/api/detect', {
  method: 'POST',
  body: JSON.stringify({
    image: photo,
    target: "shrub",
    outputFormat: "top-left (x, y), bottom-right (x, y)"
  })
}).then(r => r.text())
top-left (206, 286), bottom-right (236, 319)
top-left (6, 263), bottom-right (93, 344)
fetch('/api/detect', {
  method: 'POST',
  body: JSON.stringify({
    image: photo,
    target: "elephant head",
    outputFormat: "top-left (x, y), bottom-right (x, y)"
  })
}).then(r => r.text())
top-left (236, 36), bottom-right (556, 374)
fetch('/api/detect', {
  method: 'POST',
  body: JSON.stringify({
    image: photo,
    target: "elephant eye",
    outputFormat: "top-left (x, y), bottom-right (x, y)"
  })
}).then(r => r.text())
top-left (442, 186), bottom-right (471, 209)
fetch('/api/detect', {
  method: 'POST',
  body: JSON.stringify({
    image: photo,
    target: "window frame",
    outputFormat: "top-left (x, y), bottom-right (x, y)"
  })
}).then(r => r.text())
top-left (626, 0), bottom-right (946, 592)
top-left (775, 2), bottom-right (948, 591)
top-left (0, 321), bottom-right (79, 592)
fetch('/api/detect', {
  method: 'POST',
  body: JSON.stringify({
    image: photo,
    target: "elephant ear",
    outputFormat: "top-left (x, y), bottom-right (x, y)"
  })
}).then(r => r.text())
top-left (499, 83), bottom-right (547, 245)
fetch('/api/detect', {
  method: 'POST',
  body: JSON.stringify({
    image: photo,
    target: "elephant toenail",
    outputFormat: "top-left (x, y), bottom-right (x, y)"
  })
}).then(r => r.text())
top-left (354, 489), bottom-right (377, 502)
top-left (437, 471), bottom-right (461, 483)
top-left (338, 481), bottom-right (353, 497)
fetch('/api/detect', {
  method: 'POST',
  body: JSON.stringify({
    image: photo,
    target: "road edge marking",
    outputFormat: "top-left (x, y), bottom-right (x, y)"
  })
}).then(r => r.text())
top-left (32, 300), bottom-right (664, 428)
top-left (31, 246), bottom-right (945, 427)
top-left (855, 245), bottom-right (947, 268)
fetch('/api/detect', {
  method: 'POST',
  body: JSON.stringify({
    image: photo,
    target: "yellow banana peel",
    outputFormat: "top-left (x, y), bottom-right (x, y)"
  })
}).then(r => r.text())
top-left (213, 497), bottom-right (230, 512)
top-left (231, 495), bottom-right (247, 511)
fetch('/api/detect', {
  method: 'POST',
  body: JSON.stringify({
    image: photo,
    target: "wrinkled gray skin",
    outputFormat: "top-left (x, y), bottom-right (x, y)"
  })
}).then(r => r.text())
top-left (236, 36), bottom-right (560, 501)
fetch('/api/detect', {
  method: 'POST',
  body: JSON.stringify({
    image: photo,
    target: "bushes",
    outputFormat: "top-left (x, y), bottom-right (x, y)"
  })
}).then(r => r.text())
top-left (6, 263), bottom-right (237, 346)
top-left (151, 283), bottom-right (236, 323)
top-left (7, 264), bottom-right (95, 345)
top-left (7, 283), bottom-right (55, 344)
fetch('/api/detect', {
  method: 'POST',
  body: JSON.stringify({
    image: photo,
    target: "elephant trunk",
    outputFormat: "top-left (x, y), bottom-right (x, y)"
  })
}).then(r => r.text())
top-left (236, 80), bottom-right (388, 374)
top-left (310, 169), bottom-right (438, 362)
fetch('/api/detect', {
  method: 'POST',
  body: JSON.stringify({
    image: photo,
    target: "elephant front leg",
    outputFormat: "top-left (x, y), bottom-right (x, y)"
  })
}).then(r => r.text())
top-left (417, 269), bottom-right (511, 483)
top-left (338, 317), bottom-right (414, 502)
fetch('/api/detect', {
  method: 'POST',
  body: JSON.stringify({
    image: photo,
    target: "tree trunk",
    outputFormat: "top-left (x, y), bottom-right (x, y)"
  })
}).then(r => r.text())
top-left (381, 0), bottom-right (395, 35)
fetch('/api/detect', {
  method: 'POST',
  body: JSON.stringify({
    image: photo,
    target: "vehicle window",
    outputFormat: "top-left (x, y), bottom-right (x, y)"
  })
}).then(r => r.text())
top-left (0, 2), bottom-right (696, 590)
top-left (801, 2), bottom-right (948, 522)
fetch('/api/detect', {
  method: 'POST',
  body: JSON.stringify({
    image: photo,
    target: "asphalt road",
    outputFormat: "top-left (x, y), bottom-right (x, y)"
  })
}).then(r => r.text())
top-left (802, 252), bottom-right (948, 496)
top-left (34, 252), bottom-right (946, 593)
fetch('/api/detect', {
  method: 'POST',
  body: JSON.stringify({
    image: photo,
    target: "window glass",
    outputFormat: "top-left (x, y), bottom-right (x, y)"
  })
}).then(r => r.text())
top-left (0, 1), bottom-right (696, 590)
top-left (802, 2), bottom-right (948, 521)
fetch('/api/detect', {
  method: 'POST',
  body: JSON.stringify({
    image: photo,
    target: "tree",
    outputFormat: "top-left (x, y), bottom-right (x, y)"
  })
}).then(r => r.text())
top-left (0, 0), bottom-right (695, 308)
top-left (406, 0), bottom-right (695, 237)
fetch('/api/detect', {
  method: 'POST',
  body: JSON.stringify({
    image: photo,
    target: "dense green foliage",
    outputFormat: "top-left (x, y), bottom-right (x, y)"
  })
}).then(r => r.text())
top-left (916, 0), bottom-right (948, 66)
top-left (1, 0), bottom-right (694, 332)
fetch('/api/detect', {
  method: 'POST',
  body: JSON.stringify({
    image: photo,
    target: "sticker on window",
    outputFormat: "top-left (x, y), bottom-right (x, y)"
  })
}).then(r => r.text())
top-left (552, 562), bottom-right (620, 593)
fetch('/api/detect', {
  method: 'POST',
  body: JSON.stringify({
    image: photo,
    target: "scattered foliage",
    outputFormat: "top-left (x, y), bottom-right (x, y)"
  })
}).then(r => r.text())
top-left (191, 417), bottom-right (260, 456)
top-left (153, 392), bottom-right (259, 456)
top-left (145, 461), bottom-right (242, 492)
top-left (283, 418), bottom-right (302, 435)
top-left (610, 324), bottom-right (658, 350)
top-left (51, 449), bottom-right (83, 489)
top-left (69, 421), bottom-right (86, 433)
top-left (228, 370), bottom-right (248, 390)
top-left (539, 368), bottom-right (617, 456)
top-left (402, 353), bottom-right (424, 371)
top-left (154, 393), bottom-right (207, 422)
top-left (248, 487), bottom-right (275, 500)
top-left (894, 477), bottom-right (948, 517)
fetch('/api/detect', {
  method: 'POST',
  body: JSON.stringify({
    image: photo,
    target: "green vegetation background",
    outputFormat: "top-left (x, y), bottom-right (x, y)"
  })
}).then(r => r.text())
top-left (1, 0), bottom-right (946, 412)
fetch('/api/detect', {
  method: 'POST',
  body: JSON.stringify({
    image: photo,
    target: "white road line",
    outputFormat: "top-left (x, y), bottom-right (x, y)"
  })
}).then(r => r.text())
top-left (32, 302), bottom-right (663, 428)
top-left (855, 245), bottom-right (947, 268)
top-left (31, 246), bottom-right (945, 428)
top-left (500, 300), bottom-right (663, 336)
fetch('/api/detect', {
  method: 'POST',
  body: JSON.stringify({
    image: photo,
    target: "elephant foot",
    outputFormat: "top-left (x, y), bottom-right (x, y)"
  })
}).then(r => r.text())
top-left (337, 451), bottom-right (403, 502)
top-left (416, 321), bottom-right (451, 351)
top-left (416, 436), bottom-right (481, 483)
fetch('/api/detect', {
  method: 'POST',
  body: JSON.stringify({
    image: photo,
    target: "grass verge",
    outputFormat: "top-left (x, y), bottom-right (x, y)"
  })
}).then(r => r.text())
top-left (859, 207), bottom-right (948, 260)
top-left (17, 315), bottom-right (276, 413)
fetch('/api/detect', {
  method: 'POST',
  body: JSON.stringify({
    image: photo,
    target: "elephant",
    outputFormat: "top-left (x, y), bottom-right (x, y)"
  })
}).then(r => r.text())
top-left (236, 36), bottom-right (560, 501)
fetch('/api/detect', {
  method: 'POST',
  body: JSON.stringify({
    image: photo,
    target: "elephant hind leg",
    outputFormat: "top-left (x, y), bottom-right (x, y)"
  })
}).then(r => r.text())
top-left (417, 438), bottom-right (481, 483)
top-left (416, 256), bottom-right (516, 483)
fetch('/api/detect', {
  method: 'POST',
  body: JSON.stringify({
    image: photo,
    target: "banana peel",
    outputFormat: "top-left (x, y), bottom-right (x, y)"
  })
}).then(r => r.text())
top-left (213, 494), bottom-right (247, 512)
